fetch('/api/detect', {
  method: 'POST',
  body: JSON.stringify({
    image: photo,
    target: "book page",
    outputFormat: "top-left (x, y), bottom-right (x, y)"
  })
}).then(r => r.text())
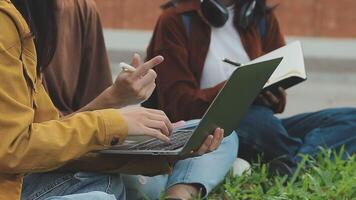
top-left (246, 41), bottom-right (306, 87)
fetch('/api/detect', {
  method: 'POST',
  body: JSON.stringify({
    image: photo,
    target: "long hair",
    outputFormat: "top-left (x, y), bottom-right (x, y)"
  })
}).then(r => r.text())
top-left (12, 0), bottom-right (58, 72)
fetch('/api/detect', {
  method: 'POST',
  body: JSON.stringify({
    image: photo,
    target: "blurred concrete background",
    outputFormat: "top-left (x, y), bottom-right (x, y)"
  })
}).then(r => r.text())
top-left (94, 0), bottom-right (356, 117)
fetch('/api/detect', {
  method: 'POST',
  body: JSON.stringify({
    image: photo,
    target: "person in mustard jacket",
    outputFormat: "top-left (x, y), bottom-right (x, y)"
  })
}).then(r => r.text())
top-left (0, 0), bottom-right (224, 199)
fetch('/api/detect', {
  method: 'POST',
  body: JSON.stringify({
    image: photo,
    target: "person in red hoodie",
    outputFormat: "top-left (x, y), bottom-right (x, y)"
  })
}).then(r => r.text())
top-left (144, 0), bottom-right (356, 175)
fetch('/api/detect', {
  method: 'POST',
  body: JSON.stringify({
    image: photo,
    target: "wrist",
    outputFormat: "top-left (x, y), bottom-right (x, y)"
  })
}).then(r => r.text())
top-left (102, 86), bottom-right (125, 109)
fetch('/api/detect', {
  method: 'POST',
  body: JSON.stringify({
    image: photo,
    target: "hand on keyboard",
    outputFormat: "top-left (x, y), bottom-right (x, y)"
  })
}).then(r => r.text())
top-left (120, 107), bottom-right (173, 143)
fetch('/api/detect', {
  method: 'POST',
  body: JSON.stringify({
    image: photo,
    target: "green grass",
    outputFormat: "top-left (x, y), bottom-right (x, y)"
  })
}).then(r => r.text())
top-left (208, 149), bottom-right (356, 200)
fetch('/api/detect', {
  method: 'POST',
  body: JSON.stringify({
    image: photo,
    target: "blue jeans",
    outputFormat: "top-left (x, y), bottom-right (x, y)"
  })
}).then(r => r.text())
top-left (238, 106), bottom-right (356, 168)
top-left (21, 127), bottom-right (238, 200)
top-left (122, 133), bottom-right (239, 199)
top-left (21, 172), bottom-right (125, 200)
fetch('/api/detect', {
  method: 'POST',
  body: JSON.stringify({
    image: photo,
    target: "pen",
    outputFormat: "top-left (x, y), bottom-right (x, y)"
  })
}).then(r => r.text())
top-left (223, 58), bottom-right (242, 67)
top-left (119, 62), bottom-right (136, 73)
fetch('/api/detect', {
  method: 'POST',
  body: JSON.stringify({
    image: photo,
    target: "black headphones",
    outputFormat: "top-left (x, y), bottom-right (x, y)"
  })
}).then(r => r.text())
top-left (201, 0), bottom-right (257, 28)
top-left (161, 0), bottom-right (258, 29)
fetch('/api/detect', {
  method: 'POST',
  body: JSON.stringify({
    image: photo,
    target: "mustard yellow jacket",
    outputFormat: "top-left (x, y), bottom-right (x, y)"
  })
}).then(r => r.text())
top-left (0, 1), bottom-right (133, 199)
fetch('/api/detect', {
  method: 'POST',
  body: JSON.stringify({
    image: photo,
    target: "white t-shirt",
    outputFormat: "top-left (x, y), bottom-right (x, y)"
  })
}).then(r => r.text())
top-left (200, 6), bottom-right (251, 89)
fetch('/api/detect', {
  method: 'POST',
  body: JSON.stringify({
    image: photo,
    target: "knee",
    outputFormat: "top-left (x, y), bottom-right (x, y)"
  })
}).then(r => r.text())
top-left (220, 132), bottom-right (239, 158)
top-left (239, 106), bottom-right (281, 133)
top-left (122, 175), bottom-right (167, 200)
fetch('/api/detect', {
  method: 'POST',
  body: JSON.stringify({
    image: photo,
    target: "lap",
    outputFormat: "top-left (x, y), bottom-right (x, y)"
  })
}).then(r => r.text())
top-left (238, 106), bottom-right (302, 161)
top-left (44, 191), bottom-right (116, 200)
top-left (22, 172), bottom-right (124, 200)
top-left (122, 133), bottom-right (239, 199)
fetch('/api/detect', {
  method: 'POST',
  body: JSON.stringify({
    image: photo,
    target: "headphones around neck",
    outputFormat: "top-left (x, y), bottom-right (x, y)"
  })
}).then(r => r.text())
top-left (201, 0), bottom-right (257, 28)
top-left (161, 0), bottom-right (258, 29)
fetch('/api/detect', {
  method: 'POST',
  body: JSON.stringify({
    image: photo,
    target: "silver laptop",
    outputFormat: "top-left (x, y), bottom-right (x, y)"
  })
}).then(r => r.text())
top-left (100, 58), bottom-right (283, 157)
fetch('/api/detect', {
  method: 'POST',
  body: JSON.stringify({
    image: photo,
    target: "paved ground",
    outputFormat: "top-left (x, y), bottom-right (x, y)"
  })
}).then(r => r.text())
top-left (104, 30), bottom-right (356, 117)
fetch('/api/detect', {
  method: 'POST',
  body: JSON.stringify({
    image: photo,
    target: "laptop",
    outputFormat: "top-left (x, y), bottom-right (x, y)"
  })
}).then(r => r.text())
top-left (100, 57), bottom-right (283, 157)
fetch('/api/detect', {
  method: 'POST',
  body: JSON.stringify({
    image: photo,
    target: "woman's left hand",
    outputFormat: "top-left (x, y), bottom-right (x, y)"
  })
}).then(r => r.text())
top-left (254, 87), bottom-right (287, 114)
top-left (195, 128), bottom-right (224, 156)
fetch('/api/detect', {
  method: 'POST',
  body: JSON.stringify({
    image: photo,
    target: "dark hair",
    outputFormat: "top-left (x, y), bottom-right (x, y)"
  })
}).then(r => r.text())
top-left (12, 0), bottom-right (58, 72)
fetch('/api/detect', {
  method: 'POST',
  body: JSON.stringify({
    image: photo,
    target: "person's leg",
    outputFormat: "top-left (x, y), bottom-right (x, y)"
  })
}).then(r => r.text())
top-left (165, 132), bottom-right (238, 199)
top-left (121, 133), bottom-right (238, 200)
top-left (21, 172), bottom-right (125, 200)
top-left (121, 175), bottom-right (168, 200)
top-left (281, 107), bottom-right (356, 158)
top-left (237, 105), bottom-right (302, 166)
top-left (44, 191), bottom-right (116, 200)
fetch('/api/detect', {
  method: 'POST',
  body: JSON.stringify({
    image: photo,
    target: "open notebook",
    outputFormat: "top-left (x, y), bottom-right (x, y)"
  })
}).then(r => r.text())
top-left (227, 41), bottom-right (306, 93)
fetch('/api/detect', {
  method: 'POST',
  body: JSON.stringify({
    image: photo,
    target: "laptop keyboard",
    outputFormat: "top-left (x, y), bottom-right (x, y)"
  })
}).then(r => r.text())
top-left (128, 130), bottom-right (194, 151)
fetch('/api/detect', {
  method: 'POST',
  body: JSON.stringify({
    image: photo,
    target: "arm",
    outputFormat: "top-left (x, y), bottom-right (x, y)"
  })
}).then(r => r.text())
top-left (77, 54), bottom-right (163, 112)
top-left (57, 125), bottom-right (224, 176)
top-left (147, 12), bottom-right (225, 122)
top-left (256, 11), bottom-right (288, 113)
top-left (0, 12), bottom-right (127, 174)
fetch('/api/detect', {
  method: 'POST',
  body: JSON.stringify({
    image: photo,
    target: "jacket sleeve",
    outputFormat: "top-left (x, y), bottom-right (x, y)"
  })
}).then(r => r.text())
top-left (146, 12), bottom-right (225, 122)
top-left (0, 12), bottom-right (127, 174)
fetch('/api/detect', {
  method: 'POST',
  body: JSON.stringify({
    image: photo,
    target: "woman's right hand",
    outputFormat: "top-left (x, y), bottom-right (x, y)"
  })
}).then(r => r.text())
top-left (119, 107), bottom-right (173, 143)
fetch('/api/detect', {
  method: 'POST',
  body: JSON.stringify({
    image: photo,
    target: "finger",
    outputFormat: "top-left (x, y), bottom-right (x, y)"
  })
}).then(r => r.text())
top-left (275, 89), bottom-right (287, 113)
top-left (143, 82), bottom-right (156, 101)
top-left (133, 56), bottom-right (164, 79)
top-left (145, 119), bottom-right (170, 136)
top-left (278, 87), bottom-right (287, 102)
top-left (217, 129), bottom-right (224, 148)
top-left (146, 108), bottom-right (168, 116)
top-left (209, 128), bottom-right (222, 151)
top-left (259, 95), bottom-right (272, 107)
top-left (146, 109), bottom-right (173, 132)
top-left (145, 111), bottom-right (173, 135)
top-left (144, 127), bottom-right (171, 143)
top-left (264, 91), bottom-right (280, 105)
top-left (131, 53), bottom-right (142, 68)
top-left (137, 69), bottom-right (157, 89)
top-left (209, 128), bottom-right (220, 150)
top-left (278, 87), bottom-right (287, 96)
top-left (218, 129), bottom-right (224, 146)
top-left (196, 135), bottom-right (213, 156)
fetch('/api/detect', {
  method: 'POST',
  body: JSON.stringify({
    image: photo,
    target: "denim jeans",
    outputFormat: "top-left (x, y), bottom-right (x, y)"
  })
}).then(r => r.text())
top-left (238, 106), bottom-right (356, 169)
top-left (21, 122), bottom-right (238, 200)
top-left (122, 133), bottom-right (239, 199)
top-left (21, 172), bottom-right (125, 200)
